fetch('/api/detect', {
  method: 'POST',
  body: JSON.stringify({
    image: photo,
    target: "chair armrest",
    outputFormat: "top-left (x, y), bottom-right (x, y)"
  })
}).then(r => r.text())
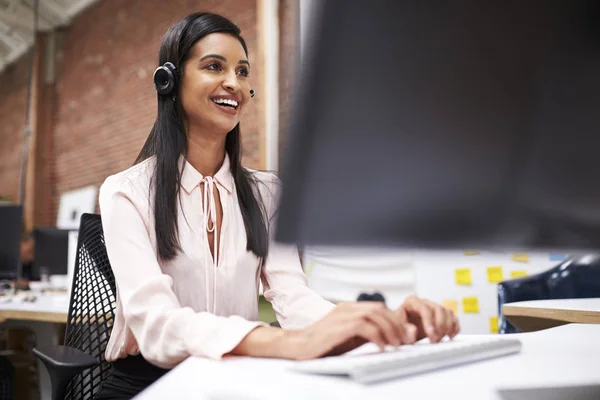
top-left (33, 345), bottom-right (100, 400)
top-left (33, 345), bottom-right (99, 370)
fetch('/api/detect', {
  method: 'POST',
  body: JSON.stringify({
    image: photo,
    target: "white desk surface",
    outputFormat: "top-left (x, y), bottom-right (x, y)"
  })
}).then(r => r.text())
top-left (0, 292), bottom-right (69, 323)
top-left (135, 323), bottom-right (600, 400)
top-left (503, 298), bottom-right (600, 312)
top-left (0, 292), bottom-right (69, 313)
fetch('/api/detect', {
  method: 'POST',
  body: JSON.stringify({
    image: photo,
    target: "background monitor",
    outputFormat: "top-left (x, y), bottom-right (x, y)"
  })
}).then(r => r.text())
top-left (0, 205), bottom-right (23, 280)
top-left (33, 228), bottom-right (71, 280)
top-left (276, 0), bottom-right (600, 253)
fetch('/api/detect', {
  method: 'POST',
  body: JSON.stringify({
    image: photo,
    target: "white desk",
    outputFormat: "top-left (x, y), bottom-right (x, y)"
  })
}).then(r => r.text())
top-left (135, 324), bottom-right (600, 400)
top-left (0, 292), bottom-right (69, 400)
top-left (503, 298), bottom-right (600, 332)
top-left (0, 292), bottom-right (69, 323)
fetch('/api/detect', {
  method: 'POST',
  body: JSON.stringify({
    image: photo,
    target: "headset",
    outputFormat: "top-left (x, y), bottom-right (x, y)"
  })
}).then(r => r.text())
top-left (153, 62), bottom-right (255, 98)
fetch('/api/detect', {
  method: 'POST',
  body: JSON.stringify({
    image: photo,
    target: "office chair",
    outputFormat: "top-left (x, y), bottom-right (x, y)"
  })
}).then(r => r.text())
top-left (498, 254), bottom-right (600, 334)
top-left (33, 213), bottom-right (116, 400)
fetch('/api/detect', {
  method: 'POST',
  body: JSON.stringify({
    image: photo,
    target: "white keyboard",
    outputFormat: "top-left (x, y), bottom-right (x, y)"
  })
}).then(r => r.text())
top-left (290, 336), bottom-right (522, 384)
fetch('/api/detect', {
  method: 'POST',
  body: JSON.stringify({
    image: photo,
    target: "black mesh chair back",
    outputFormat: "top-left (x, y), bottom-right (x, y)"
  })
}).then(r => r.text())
top-left (63, 213), bottom-right (116, 399)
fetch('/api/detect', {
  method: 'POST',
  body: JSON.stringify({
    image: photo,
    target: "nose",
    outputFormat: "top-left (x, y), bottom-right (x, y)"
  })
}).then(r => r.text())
top-left (222, 70), bottom-right (241, 93)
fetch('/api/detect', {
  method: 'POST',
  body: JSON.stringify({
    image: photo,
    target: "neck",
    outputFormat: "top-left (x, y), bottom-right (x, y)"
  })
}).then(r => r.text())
top-left (186, 128), bottom-right (227, 177)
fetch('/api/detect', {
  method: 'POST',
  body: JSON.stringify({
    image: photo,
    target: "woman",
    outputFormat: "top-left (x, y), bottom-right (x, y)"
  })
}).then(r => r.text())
top-left (96, 12), bottom-right (459, 399)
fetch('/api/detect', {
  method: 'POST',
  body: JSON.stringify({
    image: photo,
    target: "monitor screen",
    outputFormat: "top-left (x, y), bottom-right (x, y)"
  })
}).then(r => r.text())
top-left (33, 228), bottom-right (71, 280)
top-left (276, 0), bottom-right (600, 252)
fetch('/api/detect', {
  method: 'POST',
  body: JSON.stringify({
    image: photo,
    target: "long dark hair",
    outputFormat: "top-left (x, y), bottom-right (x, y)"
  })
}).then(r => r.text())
top-left (135, 12), bottom-right (269, 264)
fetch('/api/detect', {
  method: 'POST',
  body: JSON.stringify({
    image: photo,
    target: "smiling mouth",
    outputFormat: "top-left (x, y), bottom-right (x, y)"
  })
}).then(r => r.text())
top-left (211, 97), bottom-right (239, 110)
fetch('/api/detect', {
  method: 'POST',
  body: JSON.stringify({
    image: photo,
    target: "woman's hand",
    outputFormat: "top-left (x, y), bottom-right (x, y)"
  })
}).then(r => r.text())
top-left (283, 301), bottom-right (420, 360)
top-left (231, 301), bottom-right (419, 360)
top-left (397, 295), bottom-right (460, 343)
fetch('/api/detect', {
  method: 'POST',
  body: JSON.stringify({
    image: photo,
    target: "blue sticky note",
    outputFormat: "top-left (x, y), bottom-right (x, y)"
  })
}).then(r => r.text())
top-left (549, 253), bottom-right (565, 262)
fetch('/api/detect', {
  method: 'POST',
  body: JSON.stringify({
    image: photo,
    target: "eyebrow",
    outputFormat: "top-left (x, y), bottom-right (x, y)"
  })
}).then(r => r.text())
top-left (199, 54), bottom-right (250, 67)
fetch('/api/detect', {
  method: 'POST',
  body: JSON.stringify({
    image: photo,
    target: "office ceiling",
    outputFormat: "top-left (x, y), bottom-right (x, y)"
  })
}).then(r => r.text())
top-left (0, 0), bottom-right (99, 73)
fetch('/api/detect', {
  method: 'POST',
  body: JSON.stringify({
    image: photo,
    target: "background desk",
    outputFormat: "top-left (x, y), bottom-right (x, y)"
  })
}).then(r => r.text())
top-left (502, 298), bottom-right (600, 332)
top-left (135, 324), bottom-right (600, 400)
top-left (0, 292), bottom-right (69, 400)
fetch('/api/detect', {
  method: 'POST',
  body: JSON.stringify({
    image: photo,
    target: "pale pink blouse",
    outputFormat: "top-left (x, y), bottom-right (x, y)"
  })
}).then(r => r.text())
top-left (98, 155), bottom-right (335, 369)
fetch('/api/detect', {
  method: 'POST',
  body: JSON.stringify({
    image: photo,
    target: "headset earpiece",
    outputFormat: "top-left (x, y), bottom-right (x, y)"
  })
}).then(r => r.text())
top-left (153, 62), bottom-right (178, 95)
top-left (250, 89), bottom-right (255, 98)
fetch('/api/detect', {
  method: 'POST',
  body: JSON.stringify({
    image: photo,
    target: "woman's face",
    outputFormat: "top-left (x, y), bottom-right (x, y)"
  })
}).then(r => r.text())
top-left (180, 33), bottom-right (251, 136)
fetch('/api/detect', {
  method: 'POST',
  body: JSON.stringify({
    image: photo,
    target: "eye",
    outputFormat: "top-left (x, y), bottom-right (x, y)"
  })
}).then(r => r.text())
top-left (205, 63), bottom-right (222, 71)
top-left (237, 68), bottom-right (250, 77)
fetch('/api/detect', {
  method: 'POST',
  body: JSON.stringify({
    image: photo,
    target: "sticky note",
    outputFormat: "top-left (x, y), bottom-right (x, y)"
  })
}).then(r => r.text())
top-left (455, 268), bottom-right (472, 285)
top-left (512, 253), bottom-right (530, 263)
top-left (486, 266), bottom-right (504, 283)
top-left (510, 270), bottom-right (528, 278)
top-left (549, 253), bottom-right (566, 262)
top-left (462, 297), bottom-right (480, 313)
top-left (442, 300), bottom-right (458, 315)
top-left (489, 317), bottom-right (499, 333)
top-left (463, 250), bottom-right (480, 256)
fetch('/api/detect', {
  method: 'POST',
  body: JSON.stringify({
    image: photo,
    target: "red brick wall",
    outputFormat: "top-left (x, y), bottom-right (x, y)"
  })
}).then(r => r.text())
top-left (0, 52), bottom-right (33, 204)
top-left (0, 0), bottom-right (300, 226)
top-left (48, 0), bottom-right (260, 224)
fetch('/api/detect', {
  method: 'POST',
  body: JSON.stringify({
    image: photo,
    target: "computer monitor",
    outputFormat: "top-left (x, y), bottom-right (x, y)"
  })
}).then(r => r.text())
top-left (276, 0), bottom-right (600, 252)
top-left (33, 228), bottom-right (71, 280)
top-left (0, 205), bottom-right (23, 280)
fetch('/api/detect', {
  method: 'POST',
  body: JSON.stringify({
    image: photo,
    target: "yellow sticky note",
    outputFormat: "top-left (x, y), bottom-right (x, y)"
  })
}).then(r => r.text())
top-left (486, 266), bottom-right (504, 283)
top-left (463, 250), bottom-right (480, 256)
top-left (442, 300), bottom-right (458, 315)
top-left (512, 253), bottom-right (530, 263)
top-left (462, 297), bottom-right (480, 313)
top-left (489, 316), bottom-right (499, 333)
top-left (455, 268), bottom-right (472, 285)
top-left (511, 270), bottom-right (528, 278)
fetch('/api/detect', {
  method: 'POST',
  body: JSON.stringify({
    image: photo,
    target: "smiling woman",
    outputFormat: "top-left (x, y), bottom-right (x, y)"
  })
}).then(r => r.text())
top-left (95, 11), bottom-right (459, 400)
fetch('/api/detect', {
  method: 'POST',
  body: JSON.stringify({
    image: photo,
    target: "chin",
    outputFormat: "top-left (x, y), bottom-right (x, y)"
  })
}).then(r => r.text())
top-left (213, 119), bottom-right (240, 135)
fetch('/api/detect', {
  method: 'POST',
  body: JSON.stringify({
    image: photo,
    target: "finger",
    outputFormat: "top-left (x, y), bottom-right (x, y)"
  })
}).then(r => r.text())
top-left (365, 309), bottom-right (402, 346)
top-left (403, 296), bottom-right (437, 341)
top-left (428, 300), bottom-right (453, 338)
top-left (349, 318), bottom-right (387, 350)
top-left (429, 304), bottom-right (449, 342)
top-left (394, 306), bottom-right (418, 344)
top-left (450, 315), bottom-right (461, 338)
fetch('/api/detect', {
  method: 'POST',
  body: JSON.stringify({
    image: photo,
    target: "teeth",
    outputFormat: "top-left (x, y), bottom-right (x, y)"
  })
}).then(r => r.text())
top-left (213, 98), bottom-right (238, 107)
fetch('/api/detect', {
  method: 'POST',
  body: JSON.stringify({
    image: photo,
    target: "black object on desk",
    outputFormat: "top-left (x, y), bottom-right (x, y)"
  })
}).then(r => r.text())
top-left (357, 292), bottom-right (386, 305)
top-left (0, 205), bottom-right (23, 280)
